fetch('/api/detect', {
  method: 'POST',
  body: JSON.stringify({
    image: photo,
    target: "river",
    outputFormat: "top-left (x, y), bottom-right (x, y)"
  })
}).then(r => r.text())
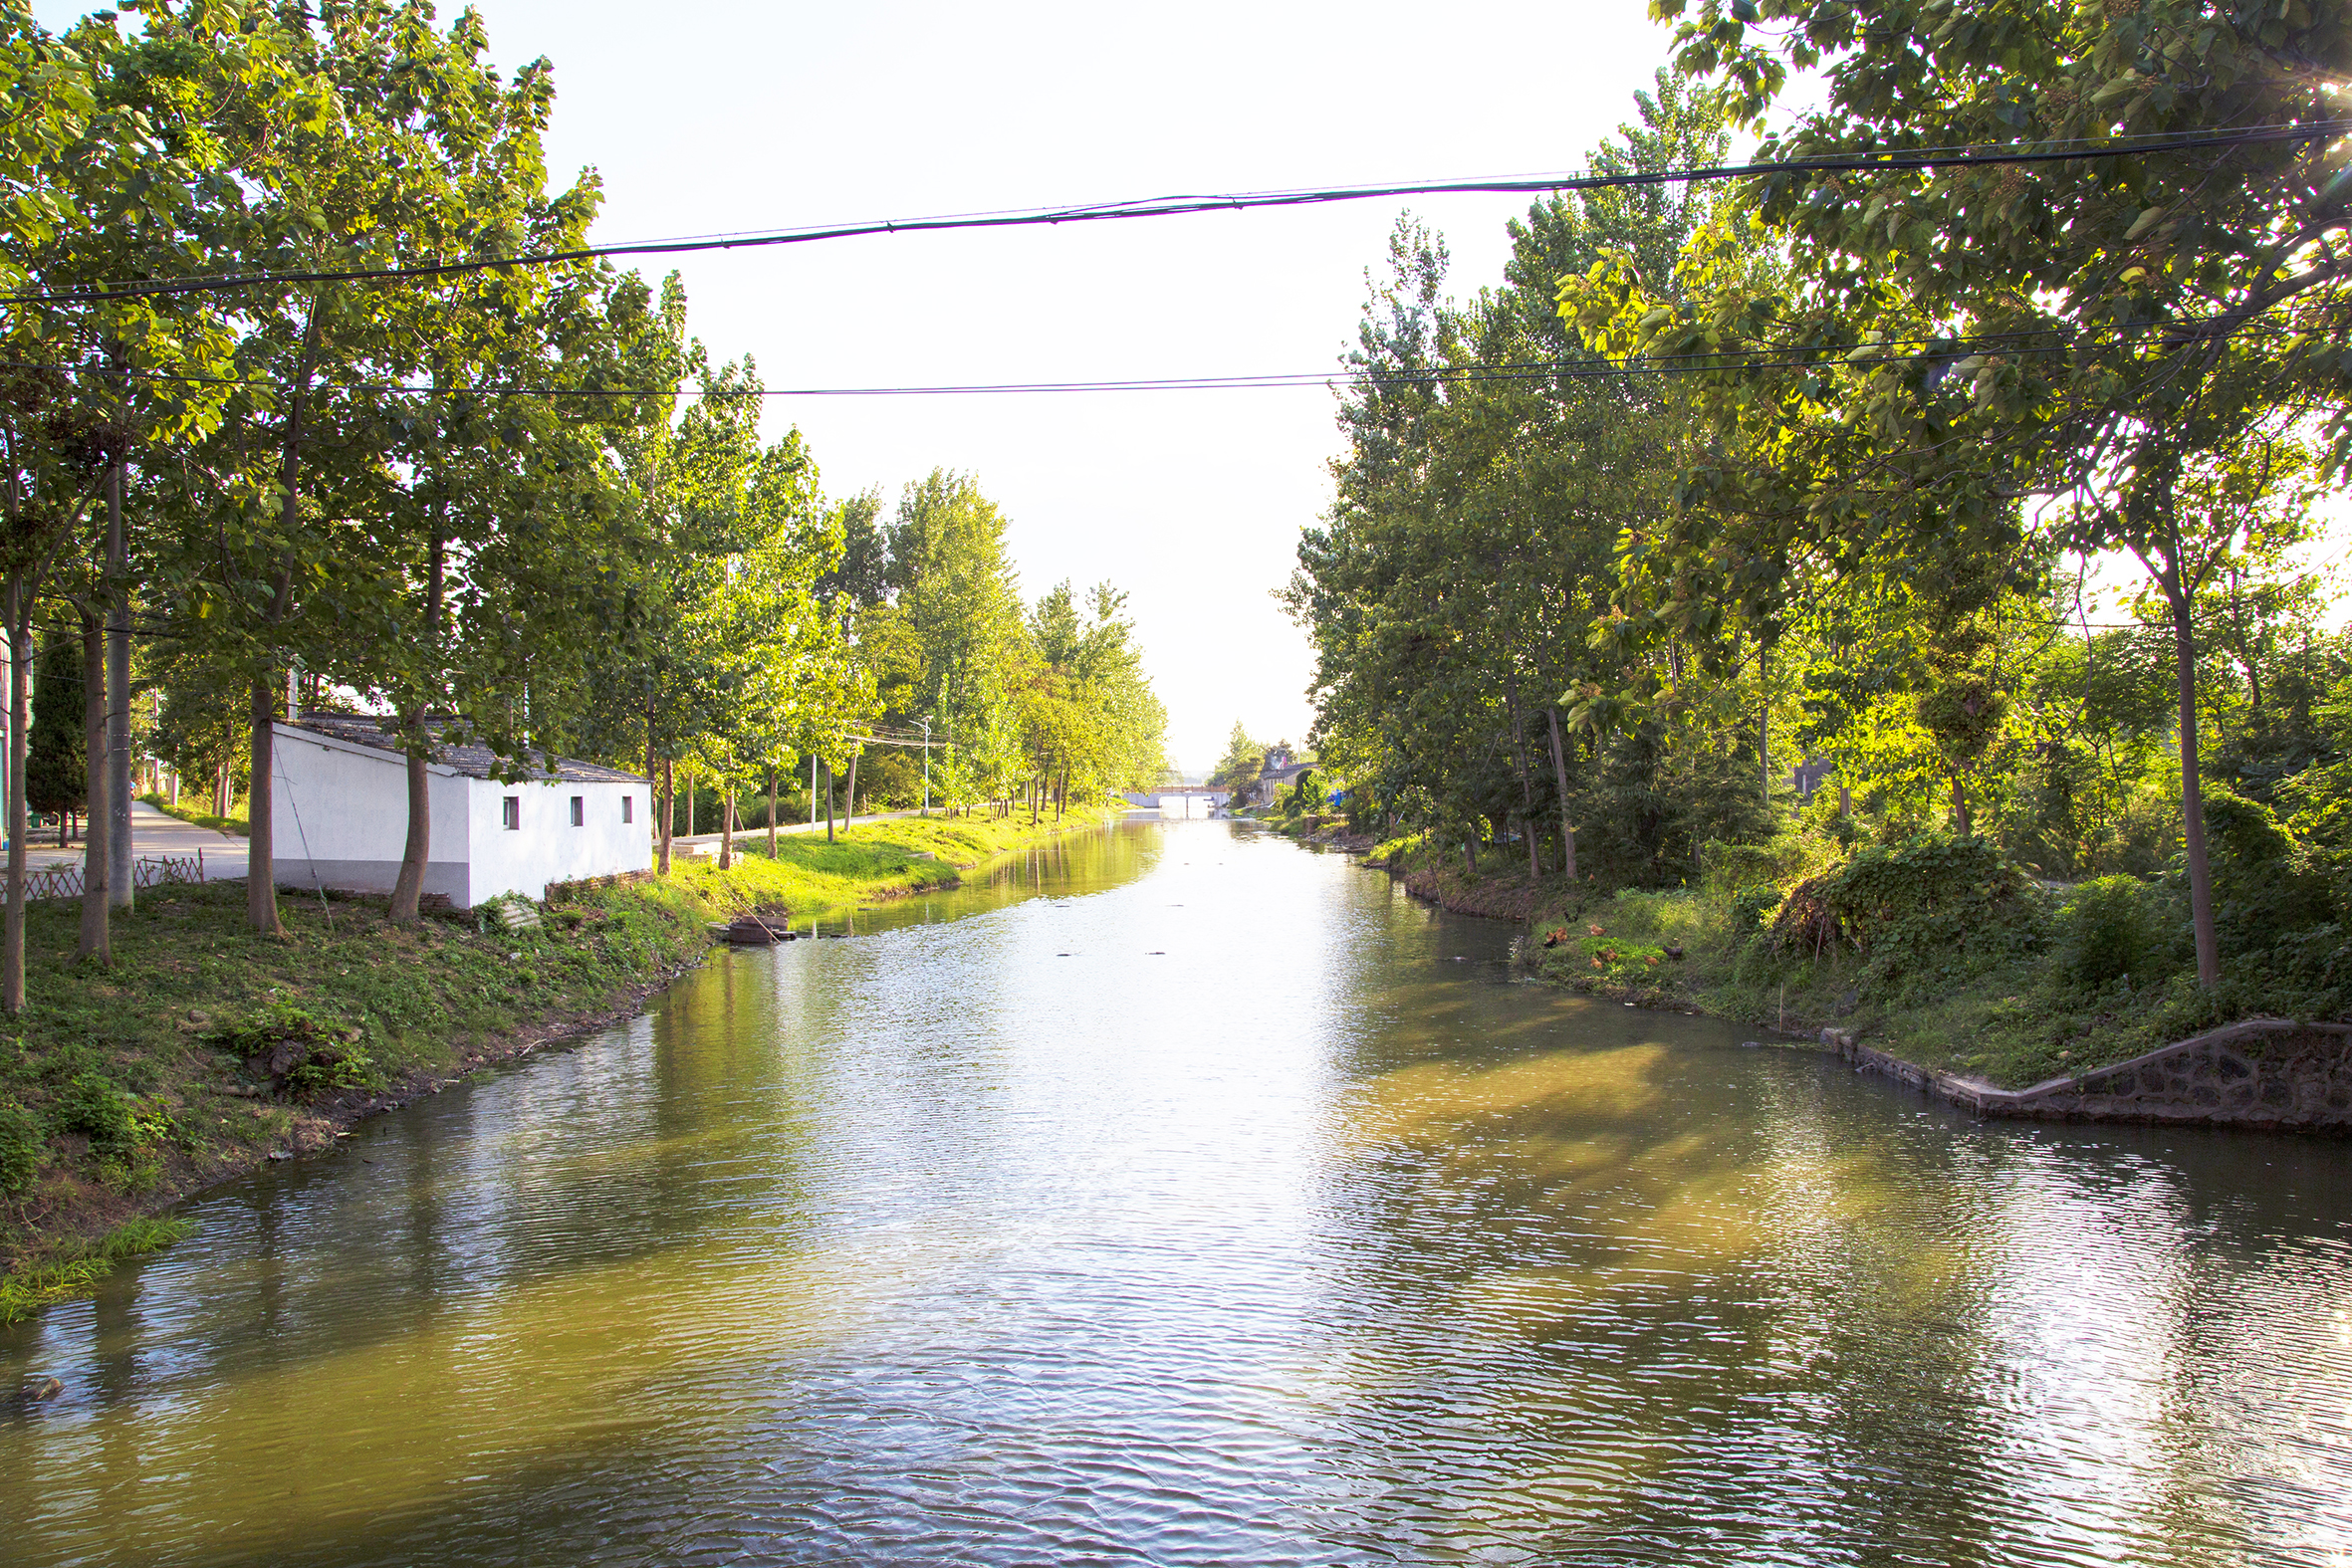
top-left (5, 819), bottom-right (2350, 1565)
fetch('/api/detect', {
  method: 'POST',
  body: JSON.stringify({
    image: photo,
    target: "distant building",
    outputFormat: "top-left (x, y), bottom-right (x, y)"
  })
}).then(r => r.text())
top-left (1249, 745), bottom-right (1315, 807)
top-left (1790, 756), bottom-right (1835, 801)
top-left (271, 716), bottom-right (651, 907)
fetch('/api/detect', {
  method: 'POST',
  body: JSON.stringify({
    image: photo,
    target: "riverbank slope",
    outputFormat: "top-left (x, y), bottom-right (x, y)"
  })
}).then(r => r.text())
top-left (0, 803), bottom-right (1124, 1321)
top-left (1356, 828), bottom-right (2350, 1126)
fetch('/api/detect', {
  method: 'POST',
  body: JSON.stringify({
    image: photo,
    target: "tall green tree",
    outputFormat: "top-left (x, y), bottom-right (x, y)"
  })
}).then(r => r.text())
top-left (1570, 0), bottom-right (2352, 984)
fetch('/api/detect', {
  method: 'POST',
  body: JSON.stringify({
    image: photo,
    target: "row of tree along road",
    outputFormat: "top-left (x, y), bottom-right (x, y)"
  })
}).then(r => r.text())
top-left (0, 2), bottom-right (1166, 1014)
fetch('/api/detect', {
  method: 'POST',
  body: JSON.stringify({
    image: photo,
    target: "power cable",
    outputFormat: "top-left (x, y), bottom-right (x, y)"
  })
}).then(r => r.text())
top-left (5, 120), bottom-right (2343, 308)
top-left (6, 310), bottom-right (2335, 398)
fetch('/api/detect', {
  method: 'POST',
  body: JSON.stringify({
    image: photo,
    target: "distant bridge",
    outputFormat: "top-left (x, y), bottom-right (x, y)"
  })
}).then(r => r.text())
top-left (1122, 786), bottom-right (1229, 818)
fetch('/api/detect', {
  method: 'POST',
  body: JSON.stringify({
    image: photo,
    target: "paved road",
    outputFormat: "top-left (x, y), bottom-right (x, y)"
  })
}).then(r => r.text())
top-left (14, 799), bottom-right (250, 881)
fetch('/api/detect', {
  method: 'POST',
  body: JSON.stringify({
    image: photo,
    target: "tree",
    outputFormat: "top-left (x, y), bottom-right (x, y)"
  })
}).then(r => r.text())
top-left (24, 632), bottom-right (83, 842)
top-left (1286, 79), bottom-right (1757, 881)
top-left (1208, 721), bottom-right (1266, 808)
top-left (1569, 0), bottom-right (2352, 984)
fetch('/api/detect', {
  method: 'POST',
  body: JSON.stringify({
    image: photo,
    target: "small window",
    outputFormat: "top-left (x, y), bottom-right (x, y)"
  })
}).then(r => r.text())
top-left (622, 795), bottom-right (634, 824)
top-left (570, 795), bottom-right (585, 826)
top-left (502, 796), bottom-right (520, 831)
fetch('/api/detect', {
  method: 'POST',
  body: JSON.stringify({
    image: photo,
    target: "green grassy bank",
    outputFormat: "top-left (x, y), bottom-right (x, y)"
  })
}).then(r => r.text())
top-left (1361, 820), bottom-right (2350, 1094)
top-left (0, 803), bottom-right (1124, 1323)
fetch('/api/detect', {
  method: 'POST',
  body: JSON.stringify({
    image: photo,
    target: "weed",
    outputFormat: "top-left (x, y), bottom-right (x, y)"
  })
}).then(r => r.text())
top-left (0, 1098), bottom-right (43, 1193)
top-left (50, 1072), bottom-right (137, 1156)
top-left (0, 1217), bottom-right (197, 1325)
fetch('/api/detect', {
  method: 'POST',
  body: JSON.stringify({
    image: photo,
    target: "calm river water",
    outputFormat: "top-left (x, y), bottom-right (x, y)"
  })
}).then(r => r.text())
top-left (5, 819), bottom-right (2350, 1565)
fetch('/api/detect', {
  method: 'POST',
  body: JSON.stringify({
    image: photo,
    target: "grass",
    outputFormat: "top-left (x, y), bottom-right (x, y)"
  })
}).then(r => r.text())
top-left (0, 1217), bottom-right (195, 1325)
top-left (139, 792), bottom-right (250, 836)
top-left (0, 799), bottom-right (1123, 1320)
top-left (666, 804), bottom-right (1128, 918)
top-left (1374, 830), bottom-right (2334, 1090)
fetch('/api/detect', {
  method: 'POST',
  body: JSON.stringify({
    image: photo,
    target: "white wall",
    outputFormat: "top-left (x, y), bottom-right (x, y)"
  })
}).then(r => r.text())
top-left (272, 730), bottom-right (650, 907)
top-left (272, 731), bottom-right (474, 902)
top-left (460, 776), bottom-right (650, 906)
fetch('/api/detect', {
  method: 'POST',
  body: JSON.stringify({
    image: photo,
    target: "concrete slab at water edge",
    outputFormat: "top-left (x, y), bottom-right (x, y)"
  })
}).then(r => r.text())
top-left (1824, 1017), bottom-right (2352, 1133)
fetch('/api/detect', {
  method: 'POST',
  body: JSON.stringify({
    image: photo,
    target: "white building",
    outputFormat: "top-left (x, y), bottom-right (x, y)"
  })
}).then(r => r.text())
top-left (271, 716), bottom-right (651, 908)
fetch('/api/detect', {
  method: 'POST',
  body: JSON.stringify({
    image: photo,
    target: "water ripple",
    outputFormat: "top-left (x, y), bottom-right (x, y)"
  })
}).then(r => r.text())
top-left (5, 821), bottom-right (2348, 1566)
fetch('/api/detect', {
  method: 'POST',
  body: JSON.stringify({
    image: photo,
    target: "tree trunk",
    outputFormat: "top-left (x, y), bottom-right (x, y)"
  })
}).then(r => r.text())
top-left (248, 679), bottom-right (282, 936)
top-left (1759, 644), bottom-right (1772, 806)
top-left (1545, 706), bottom-right (1578, 882)
top-left (656, 759), bottom-right (673, 873)
top-left (78, 609), bottom-right (110, 962)
top-left (720, 784), bottom-right (735, 869)
top-left (249, 305), bottom-right (316, 937)
top-left (644, 689), bottom-right (658, 824)
top-left (1503, 674), bottom-right (1540, 877)
top-left (844, 752), bottom-right (858, 829)
top-left (4, 581), bottom-right (31, 1014)
top-left (767, 763), bottom-right (778, 858)
top-left (390, 519), bottom-right (445, 924)
top-left (106, 463), bottom-right (132, 911)
top-left (2172, 594), bottom-right (2221, 986)
top-left (389, 729), bottom-right (431, 923)
top-left (823, 761), bottom-right (834, 842)
top-left (1949, 774), bottom-right (1972, 838)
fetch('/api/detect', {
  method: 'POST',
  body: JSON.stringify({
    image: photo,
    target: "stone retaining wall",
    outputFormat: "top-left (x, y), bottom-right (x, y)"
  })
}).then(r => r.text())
top-left (1820, 1018), bottom-right (2352, 1133)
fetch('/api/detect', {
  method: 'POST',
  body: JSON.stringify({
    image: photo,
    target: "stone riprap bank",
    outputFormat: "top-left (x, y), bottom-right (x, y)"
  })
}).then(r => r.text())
top-left (1823, 1018), bottom-right (2352, 1133)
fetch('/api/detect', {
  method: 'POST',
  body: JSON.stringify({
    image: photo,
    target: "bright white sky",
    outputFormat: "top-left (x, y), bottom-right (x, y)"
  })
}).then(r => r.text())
top-left (40, 0), bottom-right (1708, 774)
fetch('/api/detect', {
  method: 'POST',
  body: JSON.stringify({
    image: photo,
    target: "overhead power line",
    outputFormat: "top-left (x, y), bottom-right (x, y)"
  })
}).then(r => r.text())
top-left (11, 311), bottom-right (2332, 399)
top-left (7, 120), bottom-right (2344, 309)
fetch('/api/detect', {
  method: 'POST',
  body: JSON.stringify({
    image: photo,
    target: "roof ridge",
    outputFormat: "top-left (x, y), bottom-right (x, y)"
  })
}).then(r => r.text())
top-left (282, 715), bottom-right (648, 785)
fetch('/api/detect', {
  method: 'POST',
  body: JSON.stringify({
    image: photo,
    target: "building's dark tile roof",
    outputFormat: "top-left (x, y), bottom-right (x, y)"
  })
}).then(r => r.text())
top-left (284, 716), bottom-right (648, 784)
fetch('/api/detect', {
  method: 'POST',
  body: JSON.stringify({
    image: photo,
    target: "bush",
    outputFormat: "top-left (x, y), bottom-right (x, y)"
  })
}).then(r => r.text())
top-left (49, 1071), bottom-right (137, 1156)
top-left (0, 1097), bottom-right (44, 1194)
top-left (1815, 832), bottom-right (2043, 987)
top-left (285, 1038), bottom-right (380, 1095)
top-left (1728, 883), bottom-right (1781, 938)
top-left (2200, 789), bottom-right (2333, 953)
top-left (1703, 835), bottom-right (1805, 895)
top-left (2056, 875), bottom-right (2172, 990)
top-left (206, 1003), bottom-right (383, 1097)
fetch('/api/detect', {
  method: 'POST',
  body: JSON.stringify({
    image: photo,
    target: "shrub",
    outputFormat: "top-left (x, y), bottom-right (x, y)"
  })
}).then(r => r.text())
top-left (1703, 835), bottom-right (1805, 895)
top-left (1816, 832), bottom-right (2043, 986)
top-left (50, 1071), bottom-right (137, 1156)
top-left (1769, 873), bottom-right (1845, 958)
top-left (2056, 875), bottom-right (2170, 990)
top-left (285, 1038), bottom-right (380, 1096)
top-left (206, 1003), bottom-right (383, 1097)
top-left (1727, 883), bottom-right (1781, 938)
top-left (0, 1097), bottom-right (44, 1194)
top-left (2200, 789), bottom-right (2333, 953)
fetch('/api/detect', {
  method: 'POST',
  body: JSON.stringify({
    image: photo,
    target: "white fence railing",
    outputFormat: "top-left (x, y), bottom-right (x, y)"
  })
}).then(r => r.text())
top-left (4, 852), bottom-right (208, 903)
